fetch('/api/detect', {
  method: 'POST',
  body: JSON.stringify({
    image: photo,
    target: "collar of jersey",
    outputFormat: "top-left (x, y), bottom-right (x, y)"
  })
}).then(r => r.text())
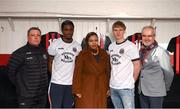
top-left (116, 38), bottom-right (127, 45)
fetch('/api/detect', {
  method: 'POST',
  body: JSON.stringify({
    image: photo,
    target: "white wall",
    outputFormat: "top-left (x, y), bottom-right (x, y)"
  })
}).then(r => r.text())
top-left (0, 18), bottom-right (60, 53)
top-left (0, 0), bottom-right (180, 18)
top-left (155, 20), bottom-right (180, 43)
top-left (0, 18), bottom-right (180, 54)
top-left (0, 0), bottom-right (180, 53)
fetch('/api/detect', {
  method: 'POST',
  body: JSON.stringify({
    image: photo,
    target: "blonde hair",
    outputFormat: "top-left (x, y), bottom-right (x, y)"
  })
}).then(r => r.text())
top-left (112, 21), bottom-right (126, 30)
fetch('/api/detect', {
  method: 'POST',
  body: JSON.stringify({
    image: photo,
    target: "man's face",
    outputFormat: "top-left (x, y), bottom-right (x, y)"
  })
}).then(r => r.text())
top-left (142, 28), bottom-right (155, 46)
top-left (28, 29), bottom-right (41, 46)
top-left (113, 27), bottom-right (125, 41)
top-left (62, 25), bottom-right (74, 39)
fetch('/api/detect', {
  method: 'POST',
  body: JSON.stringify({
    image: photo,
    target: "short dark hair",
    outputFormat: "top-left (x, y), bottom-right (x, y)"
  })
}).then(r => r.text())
top-left (61, 20), bottom-right (74, 31)
top-left (85, 32), bottom-right (98, 48)
top-left (112, 21), bottom-right (126, 30)
top-left (27, 27), bottom-right (41, 36)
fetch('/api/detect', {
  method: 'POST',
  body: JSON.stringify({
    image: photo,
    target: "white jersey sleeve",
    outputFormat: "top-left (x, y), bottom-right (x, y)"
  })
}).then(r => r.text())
top-left (48, 39), bottom-right (59, 56)
top-left (127, 43), bottom-right (140, 61)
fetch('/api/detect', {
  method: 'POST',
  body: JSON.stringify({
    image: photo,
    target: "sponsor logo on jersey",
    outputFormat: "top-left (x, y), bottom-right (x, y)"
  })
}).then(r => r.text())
top-left (61, 52), bottom-right (75, 63)
top-left (111, 54), bottom-right (121, 65)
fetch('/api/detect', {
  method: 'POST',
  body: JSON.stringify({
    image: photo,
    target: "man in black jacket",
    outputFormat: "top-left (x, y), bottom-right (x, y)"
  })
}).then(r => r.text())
top-left (8, 27), bottom-right (49, 108)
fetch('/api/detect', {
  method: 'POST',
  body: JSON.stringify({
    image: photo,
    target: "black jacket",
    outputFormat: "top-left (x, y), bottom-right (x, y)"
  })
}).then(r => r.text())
top-left (8, 43), bottom-right (48, 97)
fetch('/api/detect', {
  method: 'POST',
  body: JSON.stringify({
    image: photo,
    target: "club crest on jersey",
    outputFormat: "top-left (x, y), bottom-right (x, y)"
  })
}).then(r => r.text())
top-left (73, 47), bottom-right (77, 52)
top-left (119, 48), bottom-right (124, 54)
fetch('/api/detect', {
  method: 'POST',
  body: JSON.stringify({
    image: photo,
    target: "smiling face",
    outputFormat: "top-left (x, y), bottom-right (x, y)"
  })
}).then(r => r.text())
top-left (28, 29), bottom-right (41, 46)
top-left (142, 27), bottom-right (155, 46)
top-left (88, 35), bottom-right (98, 50)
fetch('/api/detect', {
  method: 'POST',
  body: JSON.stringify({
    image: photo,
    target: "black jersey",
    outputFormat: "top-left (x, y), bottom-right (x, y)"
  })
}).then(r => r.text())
top-left (167, 35), bottom-right (180, 75)
top-left (164, 35), bottom-right (180, 105)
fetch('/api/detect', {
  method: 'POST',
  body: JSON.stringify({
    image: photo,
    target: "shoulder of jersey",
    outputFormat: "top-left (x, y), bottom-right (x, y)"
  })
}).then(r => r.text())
top-left (52, 38), bottom-right (62, 44)
top-left (73, 40), bottom-right (81, 47)
top-left (74, 40), bottom-right (80, 44)
top-left (127, 40), bottom-right (136, 47)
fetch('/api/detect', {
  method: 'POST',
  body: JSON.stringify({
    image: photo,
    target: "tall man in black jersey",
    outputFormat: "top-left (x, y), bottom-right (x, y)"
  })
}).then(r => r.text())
top-left (8, 27), bottom-right (49, 108)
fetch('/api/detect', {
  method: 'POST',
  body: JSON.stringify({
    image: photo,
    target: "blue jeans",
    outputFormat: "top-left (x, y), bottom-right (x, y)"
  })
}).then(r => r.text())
top-left (110, 88), bottom-right (135, 109)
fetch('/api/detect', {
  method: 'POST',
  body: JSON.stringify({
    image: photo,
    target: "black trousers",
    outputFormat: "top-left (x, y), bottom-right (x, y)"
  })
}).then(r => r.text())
top-left (49, 83), bottom-right (73, 108)
top-left (107, 96), bottom-right (114, 108)
top-left (18, 94), bottom-right (47, 108)
top-left (140, 92), bottom-right (164, 108)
